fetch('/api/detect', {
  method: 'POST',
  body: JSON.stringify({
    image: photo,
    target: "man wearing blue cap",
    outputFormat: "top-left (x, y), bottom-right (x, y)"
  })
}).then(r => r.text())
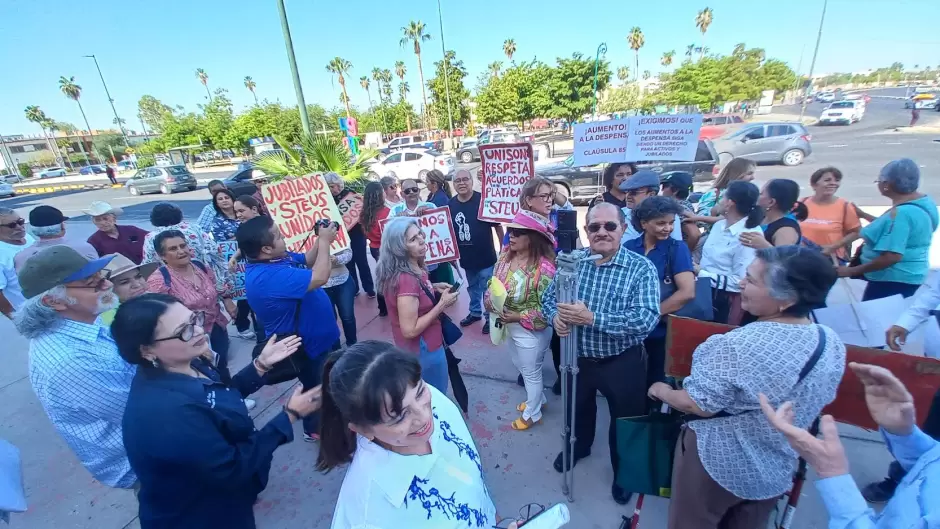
top-left (13, 246), bottom-right (139, 489)
top-left (619, 170), bottom-right (699, 248)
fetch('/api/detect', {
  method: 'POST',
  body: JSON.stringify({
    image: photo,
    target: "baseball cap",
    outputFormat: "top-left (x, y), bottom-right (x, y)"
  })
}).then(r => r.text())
top-left (28, 205), bottom-right (68, 228)
top-left (661, 171), bottom-right (693, 193)
top-left (18, 245), bottom-right (115, 299)
top-left (619, 170), bottom-right (661, 191)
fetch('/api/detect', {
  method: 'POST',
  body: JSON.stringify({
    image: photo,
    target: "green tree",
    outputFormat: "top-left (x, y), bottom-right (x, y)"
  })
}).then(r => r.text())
top-left (395, 61), bottom-right (407, 83)
top-left (685, 44), bottom-right (696, 60)
top-left (627, 27), bottom-right (645, 81)
top-left (643, 70), bottom-right (651, 80)
top-left (58, 76), bottom-right (96, 163)
top-left (617, 66), bottom-right (630, 82)
top-left (195, 68), bottom-right (211, 100)
top-left (695, 7), bottom-right (714, 61)
top-left (545, 53), bottom-right (611, 123)
top-left (137, 95), bottom-right (174, 133)
top-left (400, 21), bottom-right (432, 128)
top-left (326, 57), bottom-right (353, 119)
top-left (360, 76), bottom-right (375, 127)
top-left (199, 89), bottom-right (237, 148)
top-left (381, 69), bottom-right (394, 102)
top-left (503, 39), bottom-right (517, 61)
top-left (661, 51), bottom-right (675, 68)
top-left (24, 106), bottom-right (59, 162)
top-left (474, 71), bottom-right (518, 126)
top-left (228, 103), bottom-right (302, 147)
top-left (244, 76), bottom-right (258, 105)
top-left (488, 61), bottom-right (503, 79)
top-left (93, 133), bottom-right (127, 160)
top-left (428, 50), bottom-right (471, 128)
top-left (599, 84), bottom-right (641, 113)
top-left (253, 133), bottom-right (378, 188)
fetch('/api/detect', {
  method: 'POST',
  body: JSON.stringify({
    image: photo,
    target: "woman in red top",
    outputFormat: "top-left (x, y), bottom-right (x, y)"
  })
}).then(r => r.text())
top-left (361, 182), bottom-right (391, 317)
top-left (148, 230), bottom-right (237, 377)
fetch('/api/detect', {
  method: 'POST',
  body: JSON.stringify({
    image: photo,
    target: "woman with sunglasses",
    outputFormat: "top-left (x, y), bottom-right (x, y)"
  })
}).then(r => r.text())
top-left (112, 293), bottom-right (322, 529)
top-left (381, 175), bottom-right (403, 209)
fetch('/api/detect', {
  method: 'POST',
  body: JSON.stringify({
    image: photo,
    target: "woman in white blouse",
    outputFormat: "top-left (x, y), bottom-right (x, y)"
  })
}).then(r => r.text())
top-left (696, 180), bottom-right (764, 325)
top-left (318, 341), bottom-right (499, 529)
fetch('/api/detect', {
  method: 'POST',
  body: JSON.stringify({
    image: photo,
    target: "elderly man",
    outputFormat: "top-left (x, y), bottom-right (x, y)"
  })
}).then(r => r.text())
top-left (619, 170), bottom-right (699, 249)
top-left (13, 246), bottom-right (138, 489)
top-left (326, 172), bottom-right (375, 298)
top-left (542, 202), bottom-right (660, 505)
top-left (84, 201), bottom-right (149, 264)
top-left (15, 206), bottom-right (98, 270)
top-left (0, 207), bottom-right (36, 318)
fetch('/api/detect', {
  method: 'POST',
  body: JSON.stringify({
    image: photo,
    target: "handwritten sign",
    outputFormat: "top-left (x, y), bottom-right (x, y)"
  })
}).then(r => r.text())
top-left (572, 119), bottom-right (629, 167)
top-left (337, 193), bottom-right (364, 230)
top-left (380, 206), bottom-right (460, 265)
top-left (477, 143), bottom-right (534, 223)
top-left (217, 241), bottom-right (246, 300)
top-left (625, 113), bottom-right (703, 161)
top-left (261, 173), bottom-right (350, 255)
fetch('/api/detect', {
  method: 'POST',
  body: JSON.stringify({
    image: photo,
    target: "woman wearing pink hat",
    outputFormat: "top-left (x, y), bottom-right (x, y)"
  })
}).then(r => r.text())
top-left (485, 210), bottom-right (557, 430)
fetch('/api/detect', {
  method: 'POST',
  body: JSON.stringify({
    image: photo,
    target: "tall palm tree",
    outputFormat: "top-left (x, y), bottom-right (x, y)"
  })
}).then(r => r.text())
top-left (488, 62), bottom-right (503, 79)
top-left (195, 68), bottom-right (211, 99)
top-left (642, 70), bottom-right (651, 80)
top-left (244, 76), bottom-right (258, 105)
top-left (398, 82), bottom-right (412, 131)
top-left (685, 44), bottom-right (696, 59)
top-left (24, 106), bottom-right (63, 165)
top-left (58, 76), bottom-right (96, 163)
top-left (326, 57), bottom-right (353, 119)
top-left (395, 60), bottom-right (407, 82)
top-left (503, 39), bottom-right (517, 61)
top-left (626, 27), bottom-right (645, 82)
top-left (360, 76), bottom-right (374, 125)
top-left (661, 51), bottom-right (675, 67)
top-left (371, 67), bottom-right (385, 103)
top-left (381, 69), bottom-right (394, 102)
top-left (400, 21), bottom-right (432, 129)
top-left (617, 66), bottom-right (630, 83)
top-left (695, 7), bottom-right (714, 61)
top-left (42, 117), bottom-right (72, 169)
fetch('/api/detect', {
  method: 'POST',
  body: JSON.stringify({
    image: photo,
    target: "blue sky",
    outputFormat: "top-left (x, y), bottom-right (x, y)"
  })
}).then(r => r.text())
top-left (1, 0), bottom-right (937, 134)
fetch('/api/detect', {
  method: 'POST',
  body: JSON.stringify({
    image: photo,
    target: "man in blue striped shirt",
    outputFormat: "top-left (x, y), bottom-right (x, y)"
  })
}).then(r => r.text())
top-left (542, 202), bottom-right (660, 505)
top-left (14, 246), bottom-right (138, 489)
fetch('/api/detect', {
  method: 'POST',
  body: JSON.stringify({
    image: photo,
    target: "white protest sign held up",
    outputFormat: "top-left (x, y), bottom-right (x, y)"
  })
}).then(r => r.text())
top-left (478, 143), bottom-right (534, 223)
top-left (625, 113), bottom-right (703, 162)
top-left (380, 206), bottom-right (461, 265)
top-left (572, 119), bottom-right (629, 167)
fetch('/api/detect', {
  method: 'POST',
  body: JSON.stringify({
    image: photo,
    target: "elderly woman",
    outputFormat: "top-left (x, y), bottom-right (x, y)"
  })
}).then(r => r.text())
top-left (798, 167), bottom-right (862, 263)
top-left (589, 162), bottom-right (637, 209)
top-left (624, 196), bottom-right (695, 390)
top-left (361, 182), bottom-right (390, 317)
top-left (375, 217), bottom-right (459, 392)
top-left (831, 159), bottom-right (939, 301)
top-left (147, 230), bottom-right (237, 377)
top-left (99, 254), bottom-right (158, 325)
top-left (425, 169), bottom-right (451, 207)
top-left (84, 201), bottom-right (149, 264)
top-left (208, 188), bottom-right (241, 243)
top-left (112, 293), bottom-right (322, 529)
top-left (326, 172), bottom-right (375, 299)
top-left (484, 211), bottom-right (556, 430)
top-left (389, 178), bottom-right (454, 284)
top-left (142, 203), bottom-right (229, 292)
top-left (649, 246), bottom-right (846, 529)
top-left (381, 175), bottom-right (402, 209)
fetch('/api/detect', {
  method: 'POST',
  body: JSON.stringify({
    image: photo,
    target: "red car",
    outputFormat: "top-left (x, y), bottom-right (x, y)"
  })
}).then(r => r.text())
top-left (698, 114), bottom-right (746, 140)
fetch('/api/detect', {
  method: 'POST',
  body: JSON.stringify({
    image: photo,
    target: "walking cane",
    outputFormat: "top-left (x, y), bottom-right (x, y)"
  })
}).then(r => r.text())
top-left (776, 417), bottom-right (821, 529)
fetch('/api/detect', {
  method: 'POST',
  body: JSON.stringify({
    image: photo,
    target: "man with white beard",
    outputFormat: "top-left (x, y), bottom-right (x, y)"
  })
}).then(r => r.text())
top-left (14, 246), bottom-right (139, 489)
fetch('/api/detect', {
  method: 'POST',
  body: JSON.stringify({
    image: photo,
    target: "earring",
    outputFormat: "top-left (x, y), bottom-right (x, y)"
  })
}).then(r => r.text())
top-left (150, 358), bottom-right (159, 368)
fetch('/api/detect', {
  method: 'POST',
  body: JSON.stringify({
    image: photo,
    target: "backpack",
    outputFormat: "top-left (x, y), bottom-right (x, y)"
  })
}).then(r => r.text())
top-left (158, 260), bottom-right (208, 287)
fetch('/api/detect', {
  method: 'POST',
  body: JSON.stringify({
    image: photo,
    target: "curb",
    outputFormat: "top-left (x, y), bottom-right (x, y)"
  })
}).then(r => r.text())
top-left (14, 183), bottom-right (123, 196)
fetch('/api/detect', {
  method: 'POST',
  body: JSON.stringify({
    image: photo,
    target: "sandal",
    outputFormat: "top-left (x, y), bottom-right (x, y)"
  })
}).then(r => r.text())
top-left (517, 401), bottom-right (547, 413)
top-left (511, 416), bottom-right (541, 430)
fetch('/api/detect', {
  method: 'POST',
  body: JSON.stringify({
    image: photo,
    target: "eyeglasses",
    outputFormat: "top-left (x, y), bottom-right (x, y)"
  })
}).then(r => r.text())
top-left (402, 187), bottom-right (420, 195)
top-left (533, 192), bottom-right (555, 202)
top-left (587, 221), bottom-right (619, 233)
top-left (153, 311), bottom-right (206, 343)
top-left (493, 503), bottom-right (545, 528)
top-left (68, 275), bottom-right (111, 292)
top-left (626, 188), bottom-right (654, 197)
top-left (0, 218), bottom-right (25, 229)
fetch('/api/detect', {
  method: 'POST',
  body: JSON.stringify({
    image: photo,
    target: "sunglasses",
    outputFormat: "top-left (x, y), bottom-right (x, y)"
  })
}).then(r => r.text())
top-left (626, 188), bottom-right (654, 197)
top-left (507, 227), bottom-right (531, 237)
top-left (587, 221), bottom-right (619, 233)
top-left (0, 218), bottom-right (25, 229)
top-left (153, 311), bottom-right (206, 343)
top-left (402, 187), bottom-right (420, 195)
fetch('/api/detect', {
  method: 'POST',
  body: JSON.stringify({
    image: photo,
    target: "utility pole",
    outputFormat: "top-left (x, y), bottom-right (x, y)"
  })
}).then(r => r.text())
top-left (436, 0), bottom-right (454, 138)
top-left (84, 54), bottom-right (130, 148)
top-left (799, 0), bottom-right (828, 122)
top-left (276, 0), bottom-right (312, 137)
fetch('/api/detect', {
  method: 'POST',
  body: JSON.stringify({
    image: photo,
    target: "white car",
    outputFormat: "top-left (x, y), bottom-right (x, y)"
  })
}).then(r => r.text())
top-left (369, 148), bottom-right (455, 181)
top-left (38, 166), bottom-right (67, 178)
top-left (0, 182), bottom-right (14, 198)
top-left (818, 100), bottom-right (864, 125)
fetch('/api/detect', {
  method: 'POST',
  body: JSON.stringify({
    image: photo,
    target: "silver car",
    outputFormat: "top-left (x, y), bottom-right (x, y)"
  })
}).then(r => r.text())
top-left (125, 165), bottom-right (198, 195)
top-left (712, 122), bottom-right (813, 167)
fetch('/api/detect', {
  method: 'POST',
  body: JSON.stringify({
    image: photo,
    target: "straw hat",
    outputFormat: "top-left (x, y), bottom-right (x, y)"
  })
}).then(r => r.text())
top-left (103, 253), bottom-right (159, 281)
top-left (505, 210), bottom-right (556, 246)
top-left (82, 201), bottom-right (124, 217)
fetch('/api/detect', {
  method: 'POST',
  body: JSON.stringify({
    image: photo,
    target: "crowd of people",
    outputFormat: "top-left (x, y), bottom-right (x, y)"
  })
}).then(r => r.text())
top-left (0, 157), bottom-right (937, 529)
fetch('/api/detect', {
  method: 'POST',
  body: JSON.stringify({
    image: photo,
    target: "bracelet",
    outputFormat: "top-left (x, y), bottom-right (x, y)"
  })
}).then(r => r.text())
top-left (253, 357), bottom-right (271, 373)
top-left (283, 405), bottom-right (300, 422)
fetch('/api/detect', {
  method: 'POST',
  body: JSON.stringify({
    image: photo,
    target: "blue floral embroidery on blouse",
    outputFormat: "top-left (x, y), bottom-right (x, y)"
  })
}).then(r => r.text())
top-left (406, 477), bottom-right (488, 527)
top-left (434, 411), bottom-right (483, 475)
top-left (209, 215), bottom-right (240, 243)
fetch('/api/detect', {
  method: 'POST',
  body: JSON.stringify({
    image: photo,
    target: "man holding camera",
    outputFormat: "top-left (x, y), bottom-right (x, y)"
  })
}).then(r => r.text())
top-left (542, 202), bottom-right (661, 505)
top-left (237, 216), bottom-right (340, 442)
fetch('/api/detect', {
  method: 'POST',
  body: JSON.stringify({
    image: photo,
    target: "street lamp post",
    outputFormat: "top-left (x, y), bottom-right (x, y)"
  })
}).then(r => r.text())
top-left (84, 54), bottom-right (130, 148)
top-left (592, 43), bottom-right (608, 120)
top-left (276, 0), bottom-right (312, 137)
top-left (436, 0), bottom-right (454, 138)
top-left (799, 0), bottom-right (828, 122)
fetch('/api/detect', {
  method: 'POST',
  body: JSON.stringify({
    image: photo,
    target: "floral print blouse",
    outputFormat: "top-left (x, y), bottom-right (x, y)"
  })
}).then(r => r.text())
top-left (486, 254), bottom-right (556, 331)
top-left (142, 221), bottom-right (231, 294)
top-left (209, 215), bottom-right (240, 243)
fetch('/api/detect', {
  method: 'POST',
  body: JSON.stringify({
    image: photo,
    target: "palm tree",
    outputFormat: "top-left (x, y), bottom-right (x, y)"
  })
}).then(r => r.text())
top-left (488, 62), bottom-right (503, 79)
top-left (24, 105), bottom-right (64, 166)
top-left (360, 76), bottom-right (374, 125)
top-left (695, 7), bottom-right (714, 60)
top-left (395, 60), bottom-right (407, 82)
top-left (642, 70), bottom-right (651, 80)
top-left (503, 39), bottom-right (517, 61)
top-left (244, 76), bottom-right (258, 105)
top-left (732, 43), bottom-right (746, 56)
top-left (58, 76), bottom-right (96, 163)
top-left (254, 133), bottom-right (379, 188)
top-left (371, 67), bottom-right (385, 103)
top-left (326, 57), bottom-right (353, 119)
top-left (617, 66), bottom-right (630, 83)
top-left (195, 68), bottom-right (211, 99)
top-left (398, 82), bottom-right (412, 131)
top-left (685, 44), bottom-right (696, 59)
top-left (400, 21), bottom-right (432, 128)
top-left (661, 51), bottom-right (675, 67)
top-left (626, 27), bottom-right (645, 82)
top-left (381, 69), bottom-right (394, 102)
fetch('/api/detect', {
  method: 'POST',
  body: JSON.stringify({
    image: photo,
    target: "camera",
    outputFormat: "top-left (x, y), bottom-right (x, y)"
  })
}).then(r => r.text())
top-left (313, 219), bottom-right (339, 235)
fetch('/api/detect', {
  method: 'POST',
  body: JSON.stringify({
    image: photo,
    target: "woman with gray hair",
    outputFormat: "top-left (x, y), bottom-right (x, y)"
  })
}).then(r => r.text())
top-left (380, 175), bottom-right (402, 209)
top-left (650, 245), bottom-right (846, 529)
top-left (375, 217), bottom-right (459, 392)
top-left (829, 158), bottom-right (939, 301)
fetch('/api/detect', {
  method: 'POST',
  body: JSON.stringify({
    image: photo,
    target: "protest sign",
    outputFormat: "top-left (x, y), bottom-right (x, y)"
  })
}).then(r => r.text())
top-left (380, 206), bottom-right (460, 265)
top-left (336, 192), bottom-right (363, 230)
top-left (478, 143), bottom-right (534, 223)
top-left (261, 173), bottom-right (350, 254)
top-left (217, 241), bottom-right (246, 300)
top-left (625, 113), bottom-right (703, 161)
top-left (572, 119), bottom-right (630, 167)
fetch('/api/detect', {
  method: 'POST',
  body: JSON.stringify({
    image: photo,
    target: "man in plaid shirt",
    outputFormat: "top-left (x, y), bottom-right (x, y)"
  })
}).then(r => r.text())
top-left (542, 202), bottom-right (660, 505)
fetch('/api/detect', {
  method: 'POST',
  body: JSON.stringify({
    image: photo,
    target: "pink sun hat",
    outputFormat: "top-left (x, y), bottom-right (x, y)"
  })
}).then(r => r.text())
top-left (505, 210), bottom-right (556, 246)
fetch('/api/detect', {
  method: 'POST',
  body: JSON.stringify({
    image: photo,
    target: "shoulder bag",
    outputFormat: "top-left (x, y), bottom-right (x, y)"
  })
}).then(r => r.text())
top-left (418, 279), bottom-right (468, 413)
top-left (661, 239), bottom-right (714, 321)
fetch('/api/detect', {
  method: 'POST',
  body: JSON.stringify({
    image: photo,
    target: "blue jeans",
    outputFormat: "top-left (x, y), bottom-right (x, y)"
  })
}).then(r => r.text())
top-left (464, 266), bottom-right (494, 318)
top-left (345, 227), bottom-right (375, 295)
top-left (326, 276), bottom-right (357, 346)
top-left (209, 324), bottom-right (230, 379)
top-left (419, 338), bottom-right (448, 394)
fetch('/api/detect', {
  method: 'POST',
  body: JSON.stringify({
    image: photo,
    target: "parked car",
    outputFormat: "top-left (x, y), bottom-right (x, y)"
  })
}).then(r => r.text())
top-left (79, 164), bottom-right (107, 175)
top-left (125, 165), bottom-right (198, 195)
top-left (713, 122), bottom-right (812, 167)
top-left (1, 173), bottom-right (23, 184)
top-left (381, 135), bottom-right (443, 154)
top-left (0, 182), bottom-right (14, 198)
top-left (818, 100), bottom-right (865, 125)
top-left (699, 114), bottom-right (746, 140)
top-left (116, 160), bottom-right (137, 171)
top-left (38, 167), bottom-right (67, 178)
top-left (815, 91), bottom-right (835, 103)
top-left (845, 93), bottom-right (871, 105)
top-left (456, 139), bottom-right (479, 163)
top-left (537, 140), bottom-right (719, 204)
top-left (456, 131), bottom-right (521, 163)
top-left (223, 167), bottom-right (269, 195)
top-left (368, 148), bottom-right (455, 181)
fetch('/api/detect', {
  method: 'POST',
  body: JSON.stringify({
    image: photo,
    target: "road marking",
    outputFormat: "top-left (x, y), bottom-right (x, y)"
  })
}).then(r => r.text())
top-left (828, 144), bottom-right (848, 148)
top-left (886, 142), bottom-right (903, 145)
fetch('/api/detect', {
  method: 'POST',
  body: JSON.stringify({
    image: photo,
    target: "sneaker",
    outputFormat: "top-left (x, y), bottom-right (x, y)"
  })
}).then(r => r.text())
top-left (237, 329), bottom-right (256, 340)
top-left (481, 321), bottom-right (490, 335)
top-left (244, 398), bottom-right (257, 411)
top-left (460, 314), bottom-right (482, 327)
top-left (303, 433), bottom-right (320, 443)
top-left (861, 477), bottom-right (898, 503)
